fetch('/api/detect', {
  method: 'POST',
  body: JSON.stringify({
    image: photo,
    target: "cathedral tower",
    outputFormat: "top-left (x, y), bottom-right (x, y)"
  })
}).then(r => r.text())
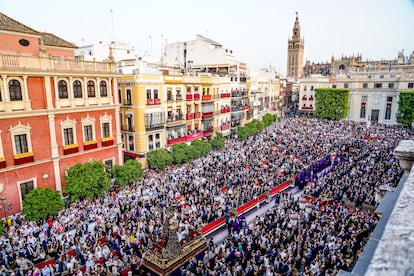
top-left (287, 12), bottom-right (305, 80)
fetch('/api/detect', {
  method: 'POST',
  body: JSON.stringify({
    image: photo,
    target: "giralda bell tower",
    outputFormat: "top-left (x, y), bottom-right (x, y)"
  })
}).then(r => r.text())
top-left (287, 12), bottom-right (304, 80)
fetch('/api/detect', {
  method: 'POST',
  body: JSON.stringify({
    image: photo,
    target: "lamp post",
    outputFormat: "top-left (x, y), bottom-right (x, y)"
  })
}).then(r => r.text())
top-left (0, 196), bottom-right (12, 231)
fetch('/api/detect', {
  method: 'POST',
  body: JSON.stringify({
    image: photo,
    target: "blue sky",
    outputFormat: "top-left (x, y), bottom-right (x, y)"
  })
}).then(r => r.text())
top-left (1, 0), bottom-right (414, 74)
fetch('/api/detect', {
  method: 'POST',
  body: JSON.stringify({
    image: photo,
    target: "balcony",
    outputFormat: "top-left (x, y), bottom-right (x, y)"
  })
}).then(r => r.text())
top-left (147, 98), bottom-right (161, 105)
top-left (0, 53), bottom-right (116, 73)
top-left (0, 158), bottom-right (5, 169)
top-left (84, 140), bottom-right (98, 151)
top-left (202, 111), bottom-right (214, 119)
top-left (220, 93), bottom-right (231, 98)
top-left (231, 120), bottom-right (242, 128)
top-left (167, 114), bottom-right (185, 123)
top-left (203, 129), bottom-right (214, 136)
top-left (301, 106), bottom-right (314, 110)
top-left (186, 113), bottom-right (194, 120)
top-left (167, 136), bottom-right (186, 146)
top-left (231, 90), bottom-right (248, 98)
top-left (122, 125), bottom-right (135, 132)
top-left (220, 107), bottom-right (231, 113)
top-left (194, 112), bottom-right (201, 119)
top-left (14, 152), bottom-right (34, 166)
top-left (185, 132), bottom-right (203, 142)
top-left (194, 93), bottom-right (200, 100)
top-left (186, 94), bottom-right (193, 101)
top-left (220, 123), bottom-right (231, 131)
top-left (101, 138), bottom-right (114, 147)
top-left (202, 95), bottom-right (212, 101)
top-left (242, 105), bottom-right (249, 111)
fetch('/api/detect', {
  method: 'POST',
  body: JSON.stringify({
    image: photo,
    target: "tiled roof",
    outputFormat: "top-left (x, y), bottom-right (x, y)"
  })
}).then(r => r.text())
top-left (0, 12), bottom-right (39, 35)
top-left (41, 32), bottom-right (78, 49)
top-left (0, 12), bottom-right (78, 49)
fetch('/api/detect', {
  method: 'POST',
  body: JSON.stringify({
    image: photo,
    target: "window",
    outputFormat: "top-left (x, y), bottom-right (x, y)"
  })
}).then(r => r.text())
top-left (148, 135), bottom-right (154, 150)
top-left (385, 103), bottom-right (391, 120)
top-left (344, 83), bottom-right (349, 89)
top-left (19, 39), bottom-right (30, 47)
top-left (126, 89), bottom-right (132, 105)
top-left (87, 81), bottom-right (95, 98)
top-left (118, 89), bottom-right (122, 104)
top-left (83, 125), bottom-right (93, 142)
top-left (361, 96), bottom-right (368, 102)
top-left (81, 115), bottom-right (96, 143)
top-left (388, 83), bottom-right (394, 89)
top-left (363, 83), bottom-right (368, 89)
top-left (14, 134), bottom-right (28, 154)
top-left (408, 83), bottom-right (414, 88)
top-left (360, 102), bottom-right (366, 119)
top-left (61, 118), bottom-right (77, 147)
top-left (100, 81), bottom-right (108, 97)
top-left (146, 89), bottom-right (152, 100)
top-left (104, 159), bottom-right (113, 173)
top-left (154, 89), bottom-right (159, 99)
top-left (374, 83), bottom-right (382, 89)
top-left (102, 122), bottom-right (110, 138)
top-left (387, 97), bottom-right (393, 103)
top-left (0, 86), bottom-right (2, 101)
top-left (73, 80), bottom-right (82, 98)
top-left (19, 180), bottom-right (34, 200)
top-left (58, 80), bottom-right (68, 99)
top-left (9, 79), bottom-right (22, 101)
top-left (128, 135), bottom-right (134, 151)
top-left (63, 128), bottom-right (74, 145)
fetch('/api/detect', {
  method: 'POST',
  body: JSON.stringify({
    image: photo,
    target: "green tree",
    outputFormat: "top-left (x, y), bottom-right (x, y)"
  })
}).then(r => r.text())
top-left (191, 139), bottom-right (212, 157)
top-left (210, 132), bottom-right (227, 149)
top-left (237, 126), bottom-right (249, 141)
top-left (147, 149), bottom-right (173, 169)
top-left (64, 160), bottom-right (111, 201)
top-left (397, 91), bottom-right (414, 127)
top-left (262, 113), bottom-right (277, 127)
top-left (172, 143), bottom-right (192, 164)
top-left (113, 159), bottom-right (143, 186)
top-left (22, 188), bottom-right (64, 221)
top-left (314, 88), bottom-right (349, 119)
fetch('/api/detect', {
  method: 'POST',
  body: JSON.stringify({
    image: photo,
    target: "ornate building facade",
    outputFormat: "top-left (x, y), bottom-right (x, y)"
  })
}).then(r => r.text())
top-left (0, 12), bottom-right (122, 214)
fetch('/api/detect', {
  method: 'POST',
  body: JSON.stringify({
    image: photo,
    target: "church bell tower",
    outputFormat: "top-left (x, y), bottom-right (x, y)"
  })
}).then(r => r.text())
top-left (287, 12), bottom-right (305, 80)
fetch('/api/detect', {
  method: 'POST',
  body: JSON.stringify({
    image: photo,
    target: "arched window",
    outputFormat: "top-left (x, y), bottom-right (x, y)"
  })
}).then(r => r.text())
top-left (73, 80), bottom-right (82, 98)
top-left (87, 81), bottom-right (95, 98)
top-left (58, 80), bottom-right (68, 99)
top-left (100, 81), bottom-right (108, 97)
top-left (9, 79), bottom-right (22, 101)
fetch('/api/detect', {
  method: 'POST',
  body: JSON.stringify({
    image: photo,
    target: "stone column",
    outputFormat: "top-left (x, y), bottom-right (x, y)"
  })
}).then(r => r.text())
top-left (394, 140), bottom-right (414, 174)
top-left (22, 76), bottom-right (31, 110)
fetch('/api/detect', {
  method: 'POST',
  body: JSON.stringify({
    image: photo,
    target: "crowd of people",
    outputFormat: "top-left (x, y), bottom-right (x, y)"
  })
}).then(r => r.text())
top-left (0, 117), bottom-right (411, 275)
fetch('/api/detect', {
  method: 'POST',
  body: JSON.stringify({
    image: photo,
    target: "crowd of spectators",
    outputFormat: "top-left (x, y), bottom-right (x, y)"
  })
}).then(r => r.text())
top-left (0, 118), bottom-right (411, 275)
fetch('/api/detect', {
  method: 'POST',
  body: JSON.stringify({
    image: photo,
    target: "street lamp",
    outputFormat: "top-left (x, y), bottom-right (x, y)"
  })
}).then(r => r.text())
top-left (0, 196), bottom-right (12, 231)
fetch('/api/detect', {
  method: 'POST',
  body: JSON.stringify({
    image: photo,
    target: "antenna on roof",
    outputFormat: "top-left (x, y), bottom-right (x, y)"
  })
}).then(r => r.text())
top-left (110, 9), bottom-right (115, 42)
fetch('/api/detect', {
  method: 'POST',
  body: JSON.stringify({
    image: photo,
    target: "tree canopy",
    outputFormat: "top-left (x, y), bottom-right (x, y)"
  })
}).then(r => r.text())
top-left (314, 88), bottom-right (349, 119)
top-left (64, 160), bottom-right (111, 201)
top-left (147, 148), bottom-right (173, 169)
top-left (113, 159), bottom-right (143, 186)
top-left (397, 91), bottom-right (414, 127)
top-left (22, 188), bottom-right (64, 221)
